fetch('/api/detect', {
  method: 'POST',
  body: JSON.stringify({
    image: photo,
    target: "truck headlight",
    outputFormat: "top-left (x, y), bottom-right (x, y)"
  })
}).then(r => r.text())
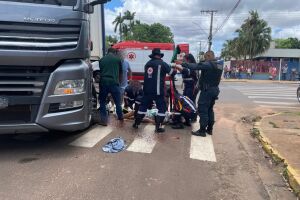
top-left (54, 79), bottom-right (85, 95)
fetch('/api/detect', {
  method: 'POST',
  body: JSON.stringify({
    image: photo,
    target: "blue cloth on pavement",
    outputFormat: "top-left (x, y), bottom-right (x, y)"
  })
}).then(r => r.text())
top-left (102, 137), bottom-right (126, 153)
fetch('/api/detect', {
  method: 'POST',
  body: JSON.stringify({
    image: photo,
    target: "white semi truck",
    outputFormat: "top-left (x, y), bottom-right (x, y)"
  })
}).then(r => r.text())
top-left (0, 0), bottom-right (108, 134)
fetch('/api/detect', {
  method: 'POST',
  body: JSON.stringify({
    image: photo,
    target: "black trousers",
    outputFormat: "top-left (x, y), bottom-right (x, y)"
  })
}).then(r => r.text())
top-left (135, 95), bottom-right (167, 124)
top-left (198, 87), bottom-right (220, 129)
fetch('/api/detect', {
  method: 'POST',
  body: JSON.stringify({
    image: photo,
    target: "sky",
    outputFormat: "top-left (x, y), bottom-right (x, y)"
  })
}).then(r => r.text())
top-left (104, 0), bottom-right (300, 57)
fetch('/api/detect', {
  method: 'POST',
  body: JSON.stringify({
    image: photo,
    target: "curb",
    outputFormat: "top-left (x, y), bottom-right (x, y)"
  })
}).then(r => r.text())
top-left (253, 114), bottom-right (300, 197)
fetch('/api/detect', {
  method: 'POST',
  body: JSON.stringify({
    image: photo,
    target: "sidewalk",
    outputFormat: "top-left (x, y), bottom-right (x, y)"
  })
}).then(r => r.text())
top-left (254, 112), bottom-right (300, 197)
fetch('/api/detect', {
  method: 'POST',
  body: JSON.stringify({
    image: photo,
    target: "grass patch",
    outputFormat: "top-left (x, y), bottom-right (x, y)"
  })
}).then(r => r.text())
top-left (252, 116), bottom-right (262, 122)
top-left (269, 121), bottom-right (279, 128)
top-left (250, 128), bottom-right (260, 138)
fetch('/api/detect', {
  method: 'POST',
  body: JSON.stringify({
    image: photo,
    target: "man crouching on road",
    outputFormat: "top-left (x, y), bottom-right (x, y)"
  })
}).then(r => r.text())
top-left (175, 51), bottom-right (223, 137)
top-left (133, 48), bottom-right (175, 133)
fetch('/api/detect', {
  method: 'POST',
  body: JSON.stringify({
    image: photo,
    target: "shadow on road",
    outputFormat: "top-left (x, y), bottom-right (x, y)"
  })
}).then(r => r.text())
top-left (0, 130), bottom-right (86, 161)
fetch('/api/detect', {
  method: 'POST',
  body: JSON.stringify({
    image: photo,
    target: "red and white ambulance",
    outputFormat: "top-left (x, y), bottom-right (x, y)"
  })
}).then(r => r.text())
top-left (113, 41), bottom-right (189, 78)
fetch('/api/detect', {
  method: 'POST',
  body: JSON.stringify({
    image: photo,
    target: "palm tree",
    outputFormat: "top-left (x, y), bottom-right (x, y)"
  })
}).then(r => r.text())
top-left (122, 11), bottom-right (136, 39)
top-left (112, 13), bottom-right (126, 41)
top-left (221, 38), bottom-right (242, 60)
top-left (237, 10), bottom-right (272, 59)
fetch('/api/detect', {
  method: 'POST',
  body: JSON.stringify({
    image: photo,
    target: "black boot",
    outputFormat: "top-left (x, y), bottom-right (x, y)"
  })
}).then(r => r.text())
top-left (172, 123), bottom-right (184, 129)
top-left (206, 123), bottom-right (214, 135)
top-left (192, 127), bottom-right (206, 137)
top-left (206, 127), bottom-right (213, 135)
top-left (183, 121), bottom-right (191, 127)
top-left (155, 116), bottom-right (165, 133)
top-left (132, 122), bottom-right (139, 129)
top-left (155, 123), bottom-right (165, 133)
top-left (133, 117), bottom-right (143, 129)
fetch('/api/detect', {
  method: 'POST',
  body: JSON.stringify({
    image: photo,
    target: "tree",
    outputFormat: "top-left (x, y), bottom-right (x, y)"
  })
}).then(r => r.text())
top-left (123, 10), bottom-right (136, 37)
top-left (112, 13), bottom-right (126, 41)
top-left (221, 10), bottom-right (272, 60)
top-left (126, 22), bottom-right (174, 43)
top-left (112, 10), bottom-right (174, 43)
top-left (275, 38), bottom-right (300, 49)
top-left (105, 35), bottom-right (118, 49)
top-left (148, 23), bottom-right (174, 43)
top-left (112, 10), bottom-right (137, 41)
top-left (221, 37), bottom-right (246, 60)
top-left (236, 10), bottom-right (272, 59)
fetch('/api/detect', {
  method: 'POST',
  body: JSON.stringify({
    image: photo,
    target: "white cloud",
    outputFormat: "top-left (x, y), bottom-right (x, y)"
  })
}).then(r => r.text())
top-left (104, 0), bottom-right (300, 56)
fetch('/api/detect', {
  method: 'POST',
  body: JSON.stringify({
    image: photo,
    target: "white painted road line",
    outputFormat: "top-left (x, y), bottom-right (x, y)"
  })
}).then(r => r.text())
top-left (253, 101), bottom-right (298, 105)
top-left (239, 89), bottom-right (297, 93)
top-left (190, 135), bottom-right (217, 162)
top-left (259, 105), bottom-right (300, 109)
top-left (248, 96), bottom-right (296, 100)
top-left (241, 91), bottom-right (295, 93)
top-left (70, 126), bottom-right (112, 148)
top-left (127, 125), bottom-right (157, 154)
top-left (232, 88), bottom-right (296, 91)
top-left (244, 94), bottom-right (295, 97)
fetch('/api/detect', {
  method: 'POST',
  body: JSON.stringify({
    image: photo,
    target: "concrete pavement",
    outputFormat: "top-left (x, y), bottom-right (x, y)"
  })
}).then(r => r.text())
top-left (254, 112), bottom-right (300, 197)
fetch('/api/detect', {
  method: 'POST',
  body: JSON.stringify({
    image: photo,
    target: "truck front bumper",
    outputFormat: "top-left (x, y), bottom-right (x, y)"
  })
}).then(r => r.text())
top-left (0, 60), bottom-right (92, 134)
top-left (0, 124), bottom-right (48, 134)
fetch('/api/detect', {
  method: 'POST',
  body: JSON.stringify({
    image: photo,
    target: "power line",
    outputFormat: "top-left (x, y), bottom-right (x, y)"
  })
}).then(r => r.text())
top-left (201, 10), bottom-right (218, 51)
top-left (213, 0), bottom-right (241, 36)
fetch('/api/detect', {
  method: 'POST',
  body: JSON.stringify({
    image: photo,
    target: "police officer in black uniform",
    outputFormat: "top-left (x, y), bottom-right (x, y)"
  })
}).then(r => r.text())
top-left (181, 54), bottom-right (198, 103)
top-left (175, 51), bottom-right (223, 137)
top-left (133, 48), bottom-right (174, 133)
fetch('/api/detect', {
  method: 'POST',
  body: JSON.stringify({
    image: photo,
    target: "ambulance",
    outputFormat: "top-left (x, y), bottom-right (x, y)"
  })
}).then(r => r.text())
top-left (112, 41), bottom-right (189, 78)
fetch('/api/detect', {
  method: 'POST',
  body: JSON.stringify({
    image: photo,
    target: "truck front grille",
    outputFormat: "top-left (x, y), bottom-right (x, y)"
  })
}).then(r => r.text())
top-left (0, 66), bottom-right (52, 124)
top-left (0, 21), bottom-right (80, 51)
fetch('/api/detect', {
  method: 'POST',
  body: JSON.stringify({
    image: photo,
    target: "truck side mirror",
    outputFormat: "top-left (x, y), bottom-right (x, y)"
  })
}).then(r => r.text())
top-left (84, 0), bottom-right (111, 14)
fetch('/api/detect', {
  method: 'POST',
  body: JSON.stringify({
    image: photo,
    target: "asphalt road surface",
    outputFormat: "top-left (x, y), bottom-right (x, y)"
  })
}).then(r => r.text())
top-left (0, 82), bottom-right (299, 200)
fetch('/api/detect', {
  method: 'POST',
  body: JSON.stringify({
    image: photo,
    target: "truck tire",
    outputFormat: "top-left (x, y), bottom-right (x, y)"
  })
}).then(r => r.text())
top-left (93, 71), bottom-right (101, 84)
top-left (90, 84), bottom-right (99, 125)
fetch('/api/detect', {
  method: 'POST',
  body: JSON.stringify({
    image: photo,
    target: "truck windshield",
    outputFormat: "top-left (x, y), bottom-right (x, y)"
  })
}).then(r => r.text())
top-left (2, 0), bottom-right (77, 6)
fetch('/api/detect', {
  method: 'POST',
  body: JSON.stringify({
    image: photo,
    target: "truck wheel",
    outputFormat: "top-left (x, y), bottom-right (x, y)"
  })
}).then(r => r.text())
top-left (93, 71), bottom-right (101, 83)
top-left (297, 87), bottom-right (300, 103)
top-left (90, 84), bottom-right (99, 125)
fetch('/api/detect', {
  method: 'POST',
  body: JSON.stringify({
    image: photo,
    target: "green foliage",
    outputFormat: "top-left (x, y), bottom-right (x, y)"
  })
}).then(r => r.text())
top-left (126, 23), bottom-right (174, 43)
top-left (112, 10), bottom-right (174, 43)
top-left (275, 38), bottom-right (300, 49)
top-left (105, 35), bottom-right (118, 49)
top-left (221, 10), bottom-right (272, 60)
top-left (112, 11), bottom-right (136, 41)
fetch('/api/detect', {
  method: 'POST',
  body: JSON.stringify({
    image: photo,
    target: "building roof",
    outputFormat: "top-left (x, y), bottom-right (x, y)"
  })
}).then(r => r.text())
top-left (258, 48), bottom-right (300, 58)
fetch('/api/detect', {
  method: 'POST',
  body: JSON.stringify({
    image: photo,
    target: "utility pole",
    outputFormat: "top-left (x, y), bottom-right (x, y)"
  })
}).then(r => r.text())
top-left (198, 41), bottom-right (203, 61)
top-left (201, 10), bottom-right (217, 51)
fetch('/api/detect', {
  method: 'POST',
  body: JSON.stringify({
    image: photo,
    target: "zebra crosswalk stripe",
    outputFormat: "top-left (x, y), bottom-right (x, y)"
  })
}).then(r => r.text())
top-left (190, 135), bottom-right (217, 162)
top-left (69, 126), bottom-right (112, 148)
top-left (126, 125), bottom-right (157, 154)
